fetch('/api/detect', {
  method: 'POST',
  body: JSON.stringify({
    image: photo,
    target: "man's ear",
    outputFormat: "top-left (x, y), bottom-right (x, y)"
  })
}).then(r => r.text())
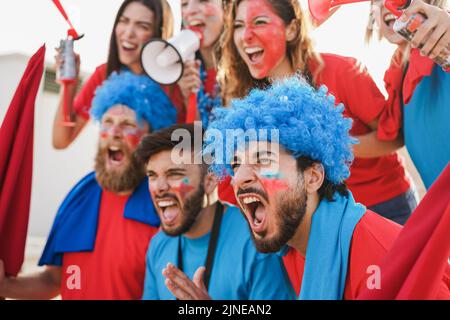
top-left (303, 163), bottom-right (325, 194)
top-left (203, 172), bottom-right (219, 195)
top-left (285, 19), bottom-right (299, 42)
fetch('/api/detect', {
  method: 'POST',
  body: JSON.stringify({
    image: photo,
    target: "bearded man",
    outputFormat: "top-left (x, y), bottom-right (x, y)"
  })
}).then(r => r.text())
top-left (199, 77), bottom-right (450, 300)
top-left (136, 123), bottom-right (295, 300)
top-left (0, 71), bottom-right (176, 300)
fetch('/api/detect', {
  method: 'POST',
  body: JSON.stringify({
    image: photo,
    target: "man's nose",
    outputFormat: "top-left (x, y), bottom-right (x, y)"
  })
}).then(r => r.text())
top-left (110, 125), bottom-right (124, 139)
top-left (152, 176), bottom-right (170, 194)
top-left (233, 164), bottom-right (257, 190)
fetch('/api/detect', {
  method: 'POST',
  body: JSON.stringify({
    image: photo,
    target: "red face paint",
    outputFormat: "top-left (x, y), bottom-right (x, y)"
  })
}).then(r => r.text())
top-left (234, 0), bottom-right (288, 79)
top-left (260, 172), bottom-right (289, 197)
top-left (100, 125), bottom-right (143, 149)
top-left (123, 128), bottom-right (143, 149)
top-left (100, 127), bottom-right (110, 139)
top-left (171, 177), bottom-right (195, 199)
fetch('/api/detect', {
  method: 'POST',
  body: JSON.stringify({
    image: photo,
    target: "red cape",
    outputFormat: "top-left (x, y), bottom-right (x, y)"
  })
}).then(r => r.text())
top-left (357, 164), bottom-right (450, 299)
top-left (0, 45), bottom-right (45, 276)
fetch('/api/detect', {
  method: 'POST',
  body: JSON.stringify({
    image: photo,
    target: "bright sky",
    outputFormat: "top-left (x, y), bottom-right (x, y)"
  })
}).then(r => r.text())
top-left (0, 0), bottom-right (396, 90)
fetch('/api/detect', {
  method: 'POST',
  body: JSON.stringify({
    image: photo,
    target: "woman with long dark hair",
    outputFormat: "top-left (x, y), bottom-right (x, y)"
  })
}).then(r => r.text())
top-left (52, 0), bottom-right (173, 149)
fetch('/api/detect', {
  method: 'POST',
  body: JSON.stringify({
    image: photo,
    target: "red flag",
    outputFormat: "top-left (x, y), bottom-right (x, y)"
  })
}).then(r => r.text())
top-left (0, 45), bottom-right (46, 277)
top-left (358, 164), bottom-right (450, 300)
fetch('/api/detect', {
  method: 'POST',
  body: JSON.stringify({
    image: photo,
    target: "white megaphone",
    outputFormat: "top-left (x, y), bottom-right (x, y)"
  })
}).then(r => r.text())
top-left (141, 28), bottom-right (202, 85)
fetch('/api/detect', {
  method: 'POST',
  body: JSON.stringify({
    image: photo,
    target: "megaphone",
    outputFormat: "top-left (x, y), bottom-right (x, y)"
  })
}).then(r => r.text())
top-left (308, 0), bottom-right (408, 24)
top-left (141, 28), bottom-right (202, 85)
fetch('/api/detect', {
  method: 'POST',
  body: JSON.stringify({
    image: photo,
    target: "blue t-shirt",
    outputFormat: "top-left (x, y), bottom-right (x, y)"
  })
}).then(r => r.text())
top-left (404, 65), bottom-right (450, 189)
top-left (142, 205), bottom-right (295, 300)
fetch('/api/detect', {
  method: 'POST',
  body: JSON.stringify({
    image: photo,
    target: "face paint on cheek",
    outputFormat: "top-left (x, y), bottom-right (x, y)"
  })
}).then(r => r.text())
top-left (259, 172), bottom-right (289, 197)
top-left (171, 177), bottom-right (195, 198)
top-left (100, 127), bottom-right (111, 139)
top-left (123, 127), bottom-right (143, 148)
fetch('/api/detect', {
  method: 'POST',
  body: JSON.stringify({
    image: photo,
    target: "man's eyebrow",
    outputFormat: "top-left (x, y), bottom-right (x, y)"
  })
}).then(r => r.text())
top-left (256, 150), bottom-right (276, 158)
top-left (166, 168), bottom-right (187, 174)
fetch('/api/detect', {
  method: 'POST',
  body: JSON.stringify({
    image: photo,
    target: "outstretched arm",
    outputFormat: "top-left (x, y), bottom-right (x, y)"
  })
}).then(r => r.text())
top-left (0, 260), bottom-right (61, 300)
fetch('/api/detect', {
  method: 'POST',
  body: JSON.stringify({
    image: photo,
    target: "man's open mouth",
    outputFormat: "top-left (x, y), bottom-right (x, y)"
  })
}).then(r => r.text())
top-left (107, 145), bottom-right (125, 167)
top-left (238, 193), bottom-right (268, 234)
top-left (156, 197), bottom-right (181, 225)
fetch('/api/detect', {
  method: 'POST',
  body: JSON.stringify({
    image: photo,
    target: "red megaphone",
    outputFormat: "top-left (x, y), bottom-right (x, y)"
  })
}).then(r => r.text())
top-left (308, 0), bottom-right (410, 25)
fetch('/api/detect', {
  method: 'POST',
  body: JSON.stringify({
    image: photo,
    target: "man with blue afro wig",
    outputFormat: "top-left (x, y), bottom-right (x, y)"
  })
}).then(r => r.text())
top-left (91, 71), bottom-right (176, 131)
top-left (203, 77), bottom-right (405, 300)
top-left (20, 71), bottom-right (177, 299)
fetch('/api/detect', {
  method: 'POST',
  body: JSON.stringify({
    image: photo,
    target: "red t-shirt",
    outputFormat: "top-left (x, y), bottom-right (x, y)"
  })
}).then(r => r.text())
top-left (73, 64), bottom-right (185, 123)
top-left (60, 190), bottom-right (158, 300)
top-left (282, 210), bottom-right (450, 299)
top-left (73, 64), bottom-right (107, 120)
top-left (311, 54), bottom-right (410, 207)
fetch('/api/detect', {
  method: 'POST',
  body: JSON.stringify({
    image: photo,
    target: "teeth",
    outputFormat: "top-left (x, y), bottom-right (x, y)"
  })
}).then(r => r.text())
top-left (109, 146), bottom-right (120, 151)
top-left (245, 47), bottom-right (263, 54)
top-left (158, 200), bottom-right (176, 208)
top-left (243, 196), bottom-right (261, 204)
top-left (122, 41), bottom-right (137, 49)
top-left (254, 218), bottom-right (262, 226)
top-left (384, 13), bottom-right (396, 22)
top-left (189, 20), bottom-right (204, 27)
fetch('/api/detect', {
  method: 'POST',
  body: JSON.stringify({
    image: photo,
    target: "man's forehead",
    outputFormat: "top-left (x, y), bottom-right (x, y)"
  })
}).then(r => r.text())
top-left (234, 140), bottom-right (284, 159)
top-left (103, 104), bottom-right (137, 120)
top-left (146, 150), bottom-right (191, 171)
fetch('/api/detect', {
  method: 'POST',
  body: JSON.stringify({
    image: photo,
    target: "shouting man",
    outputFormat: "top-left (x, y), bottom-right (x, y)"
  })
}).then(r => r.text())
top-left (136, 123), bottom-right (295, 300)
top-left (203, 77), bottom-right (450, 300)
top-left (0, 71), bottom-right (176, 299)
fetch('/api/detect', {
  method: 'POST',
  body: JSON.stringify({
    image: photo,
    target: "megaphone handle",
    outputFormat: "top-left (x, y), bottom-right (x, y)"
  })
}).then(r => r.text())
top-left (62, 82), bottom-right (76, 127)
top-left (186, 92), bottom-right (199, 124)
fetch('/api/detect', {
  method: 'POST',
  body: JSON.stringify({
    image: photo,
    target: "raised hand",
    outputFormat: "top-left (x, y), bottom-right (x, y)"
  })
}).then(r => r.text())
top-left (162, 263), bottom-right (211, 300)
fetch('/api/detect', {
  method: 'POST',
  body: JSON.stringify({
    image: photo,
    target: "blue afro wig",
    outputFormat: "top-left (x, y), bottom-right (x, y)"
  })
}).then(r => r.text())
top-left (91, 71), bottom-right (177, 131)
top-left (203, 76), bottom-right (356, 184)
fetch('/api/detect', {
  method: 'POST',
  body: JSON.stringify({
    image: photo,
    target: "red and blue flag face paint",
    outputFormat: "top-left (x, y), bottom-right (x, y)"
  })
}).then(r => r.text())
top-left (99, 105), bottom-right (147, 150)
top-left (259, 171), bottom-right (289, 198)
top-left (172, 177), bottom-right (195, 198)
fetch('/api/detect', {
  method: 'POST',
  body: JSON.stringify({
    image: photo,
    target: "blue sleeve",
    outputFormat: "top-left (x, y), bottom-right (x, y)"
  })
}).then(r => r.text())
top-left (142, 240), bottom-right (159, 300)
top-left (247, 254), bottom-right (296, 300)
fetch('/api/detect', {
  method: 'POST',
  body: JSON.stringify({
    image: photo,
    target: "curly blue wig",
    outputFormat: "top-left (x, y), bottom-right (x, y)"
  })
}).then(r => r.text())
top-left (203, 77), bottom-right (356, 184)
top-left (91, 71), bottom-right (177, 131)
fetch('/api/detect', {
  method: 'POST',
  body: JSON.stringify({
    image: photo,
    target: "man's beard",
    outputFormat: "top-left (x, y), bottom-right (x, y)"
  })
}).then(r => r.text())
top-left (160, 183), bottom-right (205, 237)
top-left (251, 179), bottom-right (307, 253)
top-left (95, 142), bottom-right (145, 193)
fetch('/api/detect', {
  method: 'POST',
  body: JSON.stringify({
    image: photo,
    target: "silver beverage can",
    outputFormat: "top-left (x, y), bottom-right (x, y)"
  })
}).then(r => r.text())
top-left (394, 13), bottom-right (449, 70)
top-left (57, 38), bottom-right (77, 81)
